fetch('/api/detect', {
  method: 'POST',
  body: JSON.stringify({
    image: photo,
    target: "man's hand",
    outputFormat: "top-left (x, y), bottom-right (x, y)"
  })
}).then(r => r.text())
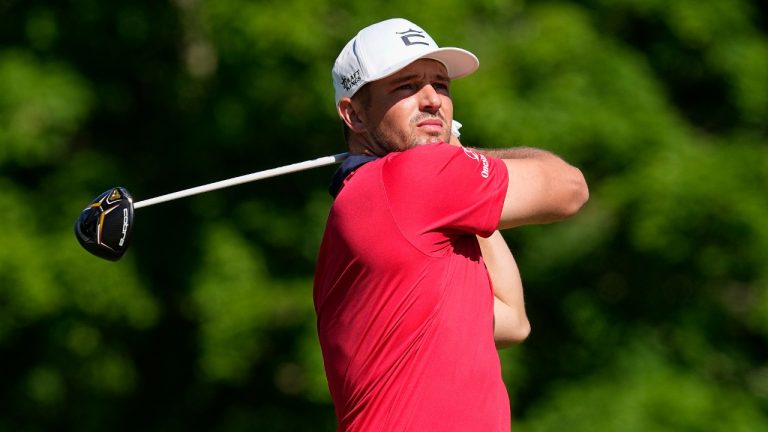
top-left (478, 231), bottom-right (531, 348)
top-left (449, 120), bottom-right (463, 147)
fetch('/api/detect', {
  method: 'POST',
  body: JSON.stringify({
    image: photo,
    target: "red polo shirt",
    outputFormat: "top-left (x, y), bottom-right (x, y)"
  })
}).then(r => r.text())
top-left (314, 143), bottom-right (510, 431)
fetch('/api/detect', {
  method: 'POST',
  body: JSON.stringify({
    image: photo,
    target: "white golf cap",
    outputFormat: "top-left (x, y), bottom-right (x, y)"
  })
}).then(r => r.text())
top-left (332, 18), bottom-right (479, 105)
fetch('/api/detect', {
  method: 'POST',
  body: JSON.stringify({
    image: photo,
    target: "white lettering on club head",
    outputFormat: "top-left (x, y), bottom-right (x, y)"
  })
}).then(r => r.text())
top-left (119, 208), bottom-right (129, 247)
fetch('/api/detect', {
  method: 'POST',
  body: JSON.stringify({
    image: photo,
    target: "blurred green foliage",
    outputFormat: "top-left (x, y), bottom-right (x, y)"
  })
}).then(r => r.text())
top-left (1, 0), bottom-right (766, 430)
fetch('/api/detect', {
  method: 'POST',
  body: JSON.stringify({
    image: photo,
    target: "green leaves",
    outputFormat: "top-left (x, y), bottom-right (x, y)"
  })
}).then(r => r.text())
top-left (0, 50), bottom-right (93, 166)
top-left (1, 0), bottom-right (768, 429)
top-left (519, 342), bottom-right (768, 432)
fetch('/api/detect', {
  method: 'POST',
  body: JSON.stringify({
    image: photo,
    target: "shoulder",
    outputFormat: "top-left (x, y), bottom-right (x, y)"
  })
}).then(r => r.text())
top-left (384, 143), bottom-right (476, 172)
top-left (383, 143), bottom-right (499, 182)
top-left (388, 142), bottom-right (463, 160)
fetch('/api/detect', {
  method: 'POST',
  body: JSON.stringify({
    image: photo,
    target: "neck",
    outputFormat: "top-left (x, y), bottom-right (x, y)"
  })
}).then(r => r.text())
top-left (347, 132), bottom-right (396, 157)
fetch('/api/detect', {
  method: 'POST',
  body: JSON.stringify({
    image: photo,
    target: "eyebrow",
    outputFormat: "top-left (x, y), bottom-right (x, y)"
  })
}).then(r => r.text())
top-left (390, 72), bottom-right (450, 85)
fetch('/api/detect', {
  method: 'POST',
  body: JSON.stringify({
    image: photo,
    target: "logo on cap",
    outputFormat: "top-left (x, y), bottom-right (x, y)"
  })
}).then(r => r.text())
top-left (341, 69), bottom-right (362, 91)
top-left (397, 28), bottom-right (429, 47)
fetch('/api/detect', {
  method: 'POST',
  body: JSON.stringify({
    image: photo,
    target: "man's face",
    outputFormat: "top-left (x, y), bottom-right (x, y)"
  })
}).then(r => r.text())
top-left (354, 59), bottom-right (453, 152)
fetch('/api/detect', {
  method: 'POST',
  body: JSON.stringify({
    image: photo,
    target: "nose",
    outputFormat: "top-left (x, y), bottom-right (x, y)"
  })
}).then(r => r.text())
top-left (418, 84), bottom-right (442, 114)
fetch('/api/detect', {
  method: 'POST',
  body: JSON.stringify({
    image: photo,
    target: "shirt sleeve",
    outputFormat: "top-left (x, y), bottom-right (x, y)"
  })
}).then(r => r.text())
top-left (382, 143), bottom-right (508, 255)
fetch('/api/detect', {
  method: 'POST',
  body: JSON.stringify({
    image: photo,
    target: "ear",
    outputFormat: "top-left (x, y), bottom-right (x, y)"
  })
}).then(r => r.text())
top-left (337, 98), bottom-right (367, 133)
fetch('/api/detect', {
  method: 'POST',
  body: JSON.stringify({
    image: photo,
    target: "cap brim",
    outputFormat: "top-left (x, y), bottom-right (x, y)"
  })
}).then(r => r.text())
top-left (368, 47), bottom-right (479, 84)
top-left (422, 48), bottom-right (479, 80)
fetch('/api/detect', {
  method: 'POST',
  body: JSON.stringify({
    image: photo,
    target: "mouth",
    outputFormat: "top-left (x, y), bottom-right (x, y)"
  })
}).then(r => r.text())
top-left (417, 119), bottom-right (444, 132)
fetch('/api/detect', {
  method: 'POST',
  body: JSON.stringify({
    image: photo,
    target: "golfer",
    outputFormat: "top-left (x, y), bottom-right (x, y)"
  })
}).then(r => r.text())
top-left (314, 18), bottom-right (589, 431)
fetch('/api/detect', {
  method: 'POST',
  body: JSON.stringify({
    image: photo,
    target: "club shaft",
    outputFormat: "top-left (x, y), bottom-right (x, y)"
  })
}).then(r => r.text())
top-left (133, 152), bottom-right (349, 209)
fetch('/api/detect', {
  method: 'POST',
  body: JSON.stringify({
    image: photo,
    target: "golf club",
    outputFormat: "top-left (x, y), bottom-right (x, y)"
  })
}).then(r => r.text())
top-left (74, 152), bottom-right (349, 261)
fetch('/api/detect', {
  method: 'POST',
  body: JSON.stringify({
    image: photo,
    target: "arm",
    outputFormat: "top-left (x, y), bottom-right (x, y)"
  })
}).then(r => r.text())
top-left (478, 230), bottom-right (531, 348)
top-left (472, 147), bottom-right (589, 230)
top-left (448, 121), bottom-right (588, 229)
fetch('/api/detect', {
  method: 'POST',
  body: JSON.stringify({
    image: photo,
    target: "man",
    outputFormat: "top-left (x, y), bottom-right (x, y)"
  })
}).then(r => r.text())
top-left (314, 18), bottom-right (589, 431)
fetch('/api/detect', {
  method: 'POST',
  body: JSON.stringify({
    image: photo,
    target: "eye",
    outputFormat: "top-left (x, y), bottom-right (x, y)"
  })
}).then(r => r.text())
top-left (431, 82), bottom-right (451, 96)
top-left (396, 83), bottom-right (416, 91)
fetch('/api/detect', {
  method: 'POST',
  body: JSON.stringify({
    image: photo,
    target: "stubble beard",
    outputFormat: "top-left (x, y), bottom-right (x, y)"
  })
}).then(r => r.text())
top-left (370, 113), bottom-right (451, 153)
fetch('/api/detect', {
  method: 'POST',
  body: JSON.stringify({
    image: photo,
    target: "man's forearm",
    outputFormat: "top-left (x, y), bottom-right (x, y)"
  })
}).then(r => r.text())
top-left (478, 231), bottom-right (531, 348)
top-left (471, 147), bottom-right (554, 160)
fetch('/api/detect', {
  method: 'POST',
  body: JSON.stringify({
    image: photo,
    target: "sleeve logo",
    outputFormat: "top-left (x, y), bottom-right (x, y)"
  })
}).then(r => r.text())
top-left (462, 148), bottom-right (489, 179)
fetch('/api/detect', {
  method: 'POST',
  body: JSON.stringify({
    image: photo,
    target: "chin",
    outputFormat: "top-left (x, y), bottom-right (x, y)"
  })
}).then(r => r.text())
top-left (417, 134), bottom-right (445, 144)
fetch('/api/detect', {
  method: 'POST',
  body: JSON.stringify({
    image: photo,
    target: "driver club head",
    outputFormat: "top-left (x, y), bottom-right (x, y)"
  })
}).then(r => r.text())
top-left (74, 187), bottom-right (134, 261)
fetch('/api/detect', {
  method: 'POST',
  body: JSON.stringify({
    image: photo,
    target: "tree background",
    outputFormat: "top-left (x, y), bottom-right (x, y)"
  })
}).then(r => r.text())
top-left (1, 0), bottom-right (767, 430)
